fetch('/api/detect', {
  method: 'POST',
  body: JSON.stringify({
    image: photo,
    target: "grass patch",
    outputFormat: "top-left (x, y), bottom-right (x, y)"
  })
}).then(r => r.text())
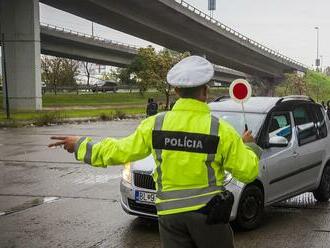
top-left (0, 88), bottom-right (228, 127)
top-left (0, 88), bottom-right (228, 109)
top-left (42, 92), bottom-right (164, 107)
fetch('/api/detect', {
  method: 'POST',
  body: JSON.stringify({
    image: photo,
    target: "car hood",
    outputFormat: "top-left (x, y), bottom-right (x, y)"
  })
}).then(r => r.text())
top-left (131, 155), bottom-right (156, 173)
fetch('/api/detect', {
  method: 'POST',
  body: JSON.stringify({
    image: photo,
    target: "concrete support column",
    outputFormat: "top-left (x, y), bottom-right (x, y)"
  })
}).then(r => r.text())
top-left (0, 0), bottom-right (42, 110)
top-left (249, 77), bottom-right (281, 96)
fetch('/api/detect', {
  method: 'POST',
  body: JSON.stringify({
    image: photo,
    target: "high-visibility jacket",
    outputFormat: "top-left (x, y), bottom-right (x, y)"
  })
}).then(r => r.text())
top-left (75, 98), bottom-right (260, 215)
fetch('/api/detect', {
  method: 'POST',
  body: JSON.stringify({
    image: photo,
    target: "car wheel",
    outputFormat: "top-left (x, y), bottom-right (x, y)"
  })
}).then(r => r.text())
top-left (313, 165), bottom-right (330, 202)
top-left (233, 185), bottom-right (264, 230)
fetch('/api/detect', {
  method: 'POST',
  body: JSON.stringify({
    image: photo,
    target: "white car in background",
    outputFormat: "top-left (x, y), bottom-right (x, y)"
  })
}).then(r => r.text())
top-left (120, 96), bottom-right (330, 230)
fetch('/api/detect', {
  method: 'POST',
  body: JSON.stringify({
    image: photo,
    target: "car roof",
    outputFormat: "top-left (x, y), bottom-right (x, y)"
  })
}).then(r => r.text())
top-left (209, 97), bottom-right (281, 114)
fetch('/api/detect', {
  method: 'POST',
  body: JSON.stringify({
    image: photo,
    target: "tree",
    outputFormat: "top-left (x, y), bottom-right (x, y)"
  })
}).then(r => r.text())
top-left (112, 68), bottom-right (137, 93)
top-left (81, 62), bottom-right (94, 86)
top-left (125, 46), bottom-right (189, 108)
top-left (325, 66), bottom-right (330, 77)
top-left (275, 70), bottom-right (330, 102)
top-left (41, 56), bottom-right (79, 94)
top-left (153, 49), bottom-right (189, 109)
top-left (304, 71), bottom-right (330, 102)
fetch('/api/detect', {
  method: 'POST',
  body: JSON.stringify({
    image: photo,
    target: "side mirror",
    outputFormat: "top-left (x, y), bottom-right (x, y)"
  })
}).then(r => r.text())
top-left (268, 136), bottom-right (289, 147)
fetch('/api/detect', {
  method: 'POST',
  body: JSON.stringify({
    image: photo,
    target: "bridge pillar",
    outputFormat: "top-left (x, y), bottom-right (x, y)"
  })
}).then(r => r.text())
top-left (0, 0), bottom-right (42, 111)
top-left (249, 77), bottom-right (282, 96)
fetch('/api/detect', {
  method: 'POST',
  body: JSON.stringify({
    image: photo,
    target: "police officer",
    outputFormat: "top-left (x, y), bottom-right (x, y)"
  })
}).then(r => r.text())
top-left (146, 98), bottom-right (158, 116)
top-left (49, 56), bottom-right (260, 248)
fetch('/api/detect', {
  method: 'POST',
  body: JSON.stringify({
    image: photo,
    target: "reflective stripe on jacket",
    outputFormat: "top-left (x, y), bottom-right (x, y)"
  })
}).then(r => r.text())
top-left (74, 98), bottom-right (260, 215)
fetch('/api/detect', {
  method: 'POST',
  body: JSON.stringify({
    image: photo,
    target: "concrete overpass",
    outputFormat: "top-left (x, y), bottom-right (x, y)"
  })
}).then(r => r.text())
top-left (0, 0), bottom-right (306, 110)
top-left (40, 0), bottom-right (307, 78)
top-left (40, 23), bottom-right (247, 84)
top-left (41, 23), bottom-right (138, 68)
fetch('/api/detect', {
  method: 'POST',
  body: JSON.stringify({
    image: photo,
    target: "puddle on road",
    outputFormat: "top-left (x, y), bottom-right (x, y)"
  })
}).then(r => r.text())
top-left (273, 192), bottom-right (330, 210)
top-left (0, 196), bottom-right (60, 217)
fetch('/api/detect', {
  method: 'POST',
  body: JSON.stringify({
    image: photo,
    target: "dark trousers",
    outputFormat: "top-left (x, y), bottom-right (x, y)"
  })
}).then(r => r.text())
top-left (159, 211), bottom-right (235, 248)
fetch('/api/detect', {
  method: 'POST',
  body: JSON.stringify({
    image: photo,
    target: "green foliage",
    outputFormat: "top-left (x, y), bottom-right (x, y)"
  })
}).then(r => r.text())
top-left (99, 112), bottom-right (114, 121)
top-left (41, 56), bottom-right (80, 89)
top-left (305, 71), bottom-right (330, 101)
top-left (275, 70), bottom-right (330, 102)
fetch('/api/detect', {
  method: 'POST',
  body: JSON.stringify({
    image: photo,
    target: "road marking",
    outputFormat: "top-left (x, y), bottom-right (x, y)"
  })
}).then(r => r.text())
top-left (43, 197), bottom-right (60, 203)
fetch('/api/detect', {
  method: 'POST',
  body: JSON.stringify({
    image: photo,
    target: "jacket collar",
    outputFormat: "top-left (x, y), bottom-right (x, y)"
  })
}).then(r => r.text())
top-left (172, 98), bottom-right (210, 113)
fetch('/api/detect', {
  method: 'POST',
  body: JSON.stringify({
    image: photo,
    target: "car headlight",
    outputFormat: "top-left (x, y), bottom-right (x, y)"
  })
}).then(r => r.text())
top-left (223, 171), bottom-right (233, 185)
top-left (122, 162), bottom-right (132, 183)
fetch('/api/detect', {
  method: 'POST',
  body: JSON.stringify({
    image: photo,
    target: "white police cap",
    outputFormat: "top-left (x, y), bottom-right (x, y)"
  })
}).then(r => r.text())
top-left (167, 55), bottom-right (214, 88)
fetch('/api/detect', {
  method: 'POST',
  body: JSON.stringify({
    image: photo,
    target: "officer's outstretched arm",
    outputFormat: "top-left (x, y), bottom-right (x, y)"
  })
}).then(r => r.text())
top-left (74, 119), bottom-right (153, 167)
top-left (219, 123), bottom-right (260, 184)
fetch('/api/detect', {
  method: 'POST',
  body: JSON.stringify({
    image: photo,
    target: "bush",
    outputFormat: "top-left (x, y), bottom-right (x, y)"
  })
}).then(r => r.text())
top-left (34, 111), bottom-right (65, 126)
top-left (99, 112), bottom-right (113, 121)
top-left (113, 110), bottom-right (126, 120)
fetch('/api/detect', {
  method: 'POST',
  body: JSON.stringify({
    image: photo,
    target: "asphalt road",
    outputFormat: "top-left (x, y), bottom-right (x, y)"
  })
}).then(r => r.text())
top-left (1, 120), bottom-right (330, 248)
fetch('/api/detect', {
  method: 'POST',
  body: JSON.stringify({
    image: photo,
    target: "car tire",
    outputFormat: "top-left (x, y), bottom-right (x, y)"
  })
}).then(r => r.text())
top-left (313, 165), bottom-right (330, 202)
top-left (233, 185), bottom-right (264, 230)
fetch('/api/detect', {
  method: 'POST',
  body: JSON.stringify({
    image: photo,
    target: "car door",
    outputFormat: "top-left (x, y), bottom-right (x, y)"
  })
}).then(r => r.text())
top-left (262, 111), bottom-right (299, 203)
top-left (293, 103), bottom-right (327, 190)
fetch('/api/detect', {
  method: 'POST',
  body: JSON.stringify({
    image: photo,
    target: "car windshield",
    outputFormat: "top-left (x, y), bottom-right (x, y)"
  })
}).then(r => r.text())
top-left (212, 111), bottom-right (266, 135)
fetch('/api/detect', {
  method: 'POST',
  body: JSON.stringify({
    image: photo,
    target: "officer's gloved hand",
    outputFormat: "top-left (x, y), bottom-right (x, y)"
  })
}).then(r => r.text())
top-left (242, 130), bottom-right (255, 143)
top-left (48, 136), bottom-right (81, 153)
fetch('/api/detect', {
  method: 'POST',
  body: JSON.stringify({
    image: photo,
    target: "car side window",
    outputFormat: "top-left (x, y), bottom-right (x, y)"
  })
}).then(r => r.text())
top-left (268, 112), bottom-right (292, 142)
top-left (293, 105), bottom-right (318, 146)
top-left (311, 104), bottom-right (327, 139)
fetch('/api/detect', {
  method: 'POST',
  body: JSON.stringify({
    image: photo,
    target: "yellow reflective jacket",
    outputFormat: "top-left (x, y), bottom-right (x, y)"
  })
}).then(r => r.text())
top-left (75, 98), bottom-right (260, 215)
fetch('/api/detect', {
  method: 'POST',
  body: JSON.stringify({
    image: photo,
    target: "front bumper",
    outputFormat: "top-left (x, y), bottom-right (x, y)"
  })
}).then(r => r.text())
top-left (120, 178), bottom-right (244, 220)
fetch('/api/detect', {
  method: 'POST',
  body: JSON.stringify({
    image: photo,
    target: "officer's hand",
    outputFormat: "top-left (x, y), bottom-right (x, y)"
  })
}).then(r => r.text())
top-left (48, 136), bottom-right (80, 153)
top-left (242, 130), bottom-right (255, 143)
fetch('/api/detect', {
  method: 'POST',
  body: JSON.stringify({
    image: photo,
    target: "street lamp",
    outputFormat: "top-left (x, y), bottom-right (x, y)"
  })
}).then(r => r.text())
top-left (315, 27), bottom-right (320, 71)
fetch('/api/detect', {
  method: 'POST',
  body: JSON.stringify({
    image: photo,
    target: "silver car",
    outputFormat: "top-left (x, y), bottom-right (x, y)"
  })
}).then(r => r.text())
top-left (120, 96), bottom-right (330, 230)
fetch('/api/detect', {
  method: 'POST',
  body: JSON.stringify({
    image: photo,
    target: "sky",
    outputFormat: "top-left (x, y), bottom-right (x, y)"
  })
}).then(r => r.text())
top-left (40, 0), bottom-right (330, 69)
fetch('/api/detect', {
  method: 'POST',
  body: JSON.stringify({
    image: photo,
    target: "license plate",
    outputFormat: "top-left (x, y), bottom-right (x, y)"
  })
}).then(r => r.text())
top-left (135, 191), bottom-right (156, 204)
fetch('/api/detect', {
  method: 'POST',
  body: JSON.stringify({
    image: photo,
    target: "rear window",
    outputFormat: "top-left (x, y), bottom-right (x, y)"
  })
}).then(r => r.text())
top-left (293, 105), bottom-right (318, 146)
top-left (311, 105), bottom-right (327, 139)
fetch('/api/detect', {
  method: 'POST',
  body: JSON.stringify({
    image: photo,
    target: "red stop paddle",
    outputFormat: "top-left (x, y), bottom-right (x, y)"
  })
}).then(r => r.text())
top-left (229, 79), bottom-right (252, 131)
